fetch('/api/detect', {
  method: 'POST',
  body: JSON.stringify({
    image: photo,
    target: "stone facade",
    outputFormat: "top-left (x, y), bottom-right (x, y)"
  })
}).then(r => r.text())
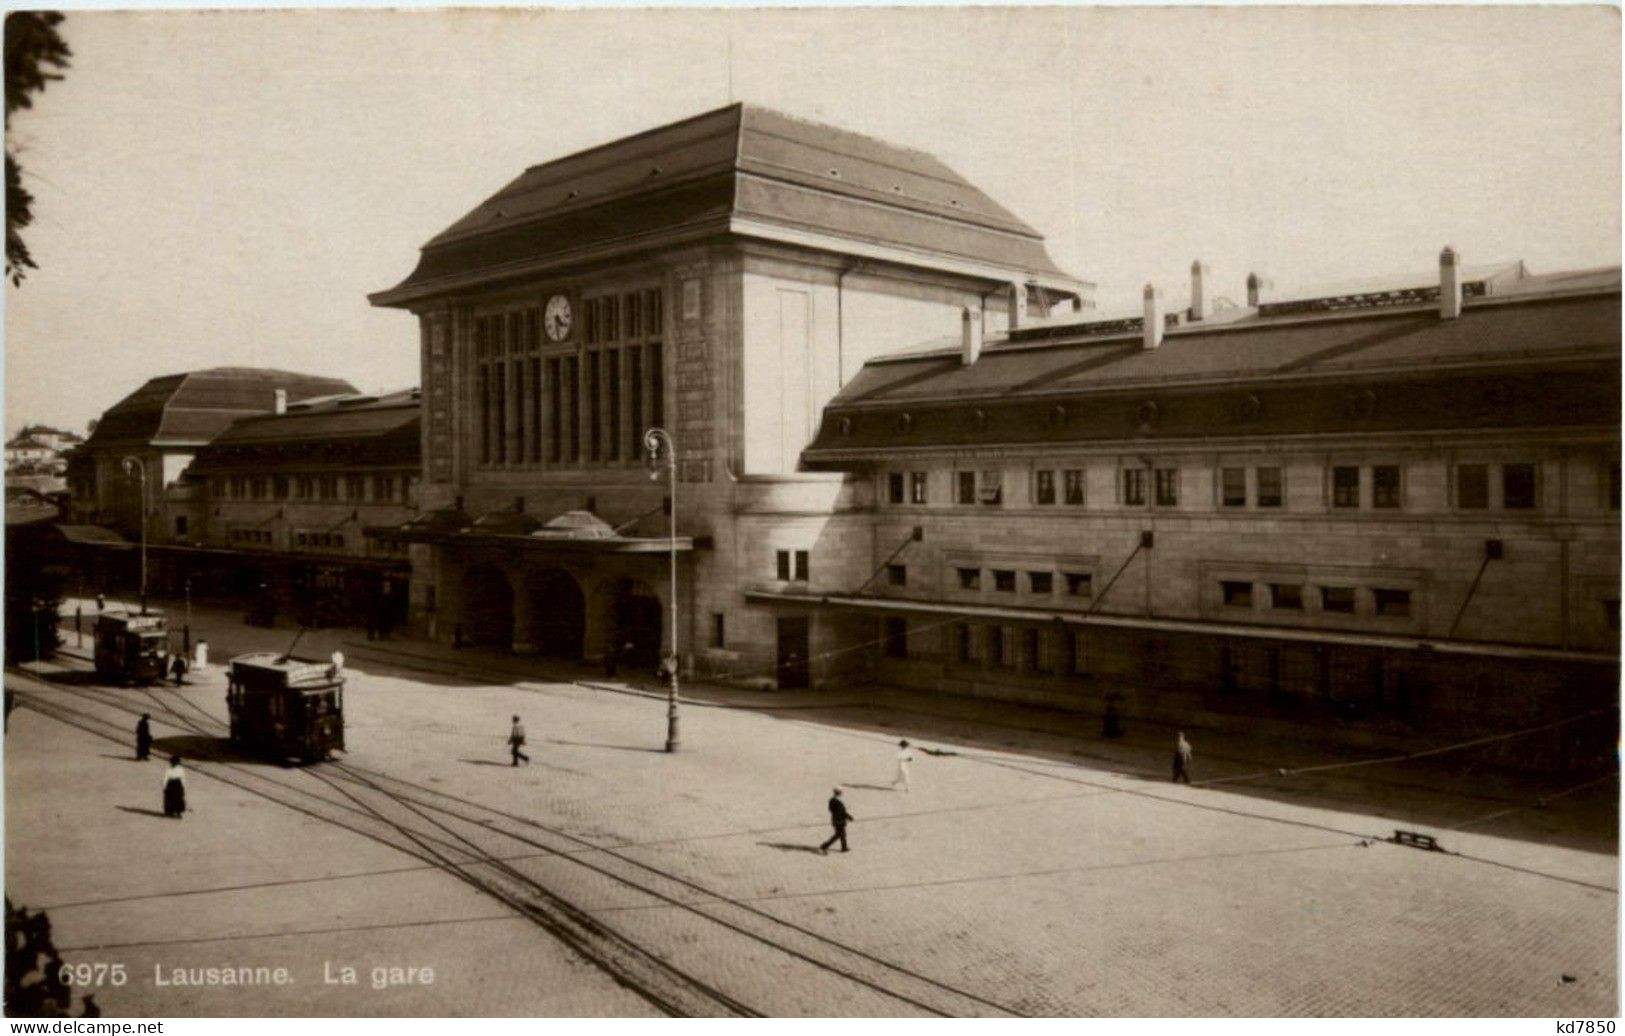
top-left (372, 105), bottom-right (1081, 681)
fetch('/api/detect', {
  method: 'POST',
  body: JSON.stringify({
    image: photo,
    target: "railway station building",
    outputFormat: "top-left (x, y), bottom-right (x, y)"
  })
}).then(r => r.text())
top-left (369, 103), bottom-right (1088, 676)
top-left (790, 255), bottom-right (1620, 767)
top-left (372, 104), bottom-right (1617, 765)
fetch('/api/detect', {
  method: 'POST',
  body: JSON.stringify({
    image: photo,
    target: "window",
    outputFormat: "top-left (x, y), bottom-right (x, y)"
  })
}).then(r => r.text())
top-left (1064, 628), bottom-right (1089, 676)
top-left (1221, 580), bottom-right (1254, 608)
top-left (989, 627), bottom-right (1014, 669)
top-left (1321, 586), bottom-right (1356, 613)
top-left (1257, 467), bottom-right (1282, 508)
top-left (1029, 571), bottom-right (1053, 595)
top-left (884, 617), bottom-right (908, 659)
top-left (1372, 465), bottom-right (1401, 509)
top-left (712, 613), bottom-right (726, 649)
top-left (174, 516), bottom-right (187, 536)
top-left (1332, 466), bottom-right (1359, 508)
top-left (909, 472), bottom-right (928, 505)
top-left (887, 472), bottom-right (904, 504)
top-left (1063, 469), bottom-right (1085, 506)
top-left (317, 476), bottom-right (338, 502)
top-left (1035, 470), bottom-right (1056, 505)
top-left (1064, 572), bottom-right (1092, 598)
top-left (776, 550), bottom-right (790, 581)
top-left (346, 475), bottom-right (366, 501)
top-left (956, 567), bottom-right (981, 590)
top-left (955, 623), bottom-right (975, 663)
top-left (979, 470), bottom-right (1003, 506)
top-left (374, 475), bottom-right (395, 502)
top-left (1503, 463), bottom-right (1536, 510)
top-left (886, 564), bottom-right (907, 586)
top-left (1123, 468), bottom-right (1146, 506)
top-left (1026, 628), bottom-right (1052, 674)
top-left (1221, 467), bottom-right (1246, 508)
top-left (1271, 584), bottom-right (1304, 610)
top-left (957, 471), bottom-right (977, 505)
top-left (993, 570), bottom-right (1016, 592)
top-left (1373, 588), bottom-right (1412, 618)
top-left (794, 550), bottom-right (809, 582)
top-left (1457, 464), bottom-right (1489, 509)
top-left (1155, 468), bottom-right (1179, 507)
top-left (296, 532), bottom-right (307, 547)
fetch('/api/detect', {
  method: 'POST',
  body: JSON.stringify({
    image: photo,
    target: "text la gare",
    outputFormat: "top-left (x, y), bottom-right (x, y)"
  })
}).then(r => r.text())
top-left (325, 961), bottom-right (436, 989)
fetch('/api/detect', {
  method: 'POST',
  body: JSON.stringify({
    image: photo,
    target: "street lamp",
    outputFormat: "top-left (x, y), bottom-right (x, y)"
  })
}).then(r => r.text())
top-left (643, 427), bottom-right (680, 753)
top-left (121, 456), bottom-right (149, 613)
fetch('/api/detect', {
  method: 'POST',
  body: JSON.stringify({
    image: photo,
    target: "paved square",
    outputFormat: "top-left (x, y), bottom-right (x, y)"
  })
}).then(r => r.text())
top-left (6, 604), bottom-right (1617, 1016)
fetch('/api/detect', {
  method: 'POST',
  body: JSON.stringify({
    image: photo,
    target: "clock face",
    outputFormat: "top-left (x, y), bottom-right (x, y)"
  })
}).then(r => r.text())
top-left (544, 294), bottom-right (573, 342)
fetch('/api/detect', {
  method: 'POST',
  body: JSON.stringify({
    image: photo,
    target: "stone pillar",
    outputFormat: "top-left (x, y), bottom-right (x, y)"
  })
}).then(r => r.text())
top-left (510, 570), bottom-right (536, 654)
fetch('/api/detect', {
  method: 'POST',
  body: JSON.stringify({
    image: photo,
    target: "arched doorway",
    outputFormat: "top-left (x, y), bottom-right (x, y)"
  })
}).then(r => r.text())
top-left (610, 578), bottom-right (663, 668)
top-left (525, 569), bottom-right (585, 659)
top-left (460, 564), bottom-right (514, 648)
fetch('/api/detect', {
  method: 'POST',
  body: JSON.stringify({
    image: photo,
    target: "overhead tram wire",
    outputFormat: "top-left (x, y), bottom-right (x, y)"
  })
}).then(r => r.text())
top-left (11, 685), bottom-right (759, 1019)
top-left (18, 655), bottom-right (1616, 900)
top-left (12, 671), bottom-right (1011, 1017)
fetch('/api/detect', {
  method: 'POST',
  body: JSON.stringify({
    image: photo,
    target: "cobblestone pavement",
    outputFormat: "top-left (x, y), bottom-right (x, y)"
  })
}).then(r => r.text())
top-left (7, 597), bottom-right (1617, 1016)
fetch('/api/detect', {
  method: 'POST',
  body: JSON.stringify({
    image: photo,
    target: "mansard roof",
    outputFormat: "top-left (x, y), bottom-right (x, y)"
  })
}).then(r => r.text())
top-left (190, 389), bottom-right (419, 472)
top-left (372, 104), bottom-right (1083, 306)
top-left (84, 368), bottom-right (358, 450)
top-left (804, 267), bottom-right (1621, 461)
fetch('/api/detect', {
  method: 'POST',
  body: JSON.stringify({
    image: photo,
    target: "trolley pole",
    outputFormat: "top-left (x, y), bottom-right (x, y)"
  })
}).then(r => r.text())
top-left (121, 456), bottom-right (149, 614)
top-left (644, 427), bottom-right (680, 753)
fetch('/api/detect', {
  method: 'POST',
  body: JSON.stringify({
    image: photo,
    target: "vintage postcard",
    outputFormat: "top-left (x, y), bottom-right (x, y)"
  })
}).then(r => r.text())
top-left (3, 5), bottom-right (1618, 1022)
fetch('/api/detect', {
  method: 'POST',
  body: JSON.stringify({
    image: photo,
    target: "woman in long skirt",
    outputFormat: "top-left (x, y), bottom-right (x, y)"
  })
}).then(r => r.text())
top-left (162, 756), bottom-right (186, 818)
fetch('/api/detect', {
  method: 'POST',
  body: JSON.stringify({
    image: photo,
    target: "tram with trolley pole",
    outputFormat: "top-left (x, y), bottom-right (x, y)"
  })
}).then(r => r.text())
top-left (226, 631), bottom-right (345, 763)
top-left (93, 610), bottom-right (168, 685)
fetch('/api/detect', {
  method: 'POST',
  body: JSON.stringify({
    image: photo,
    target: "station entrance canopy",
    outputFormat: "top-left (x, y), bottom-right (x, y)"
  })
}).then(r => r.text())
top-left (369, 507), bottom-right (703, 556)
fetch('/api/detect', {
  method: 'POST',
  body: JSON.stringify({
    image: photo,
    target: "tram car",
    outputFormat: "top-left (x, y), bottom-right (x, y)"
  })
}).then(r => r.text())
top-left (93, 611), bottom-right (168, 685)
top-left (226, 652), bottom-right (345, 763)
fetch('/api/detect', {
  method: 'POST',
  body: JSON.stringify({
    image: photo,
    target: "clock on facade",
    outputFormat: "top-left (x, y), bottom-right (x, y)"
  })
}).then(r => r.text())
top-left (544, 294), bottom-right (573, 342)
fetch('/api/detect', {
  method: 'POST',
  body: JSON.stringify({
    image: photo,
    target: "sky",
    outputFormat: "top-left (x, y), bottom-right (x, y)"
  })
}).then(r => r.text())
top-left (4, 5), bottom-right (1619, 436)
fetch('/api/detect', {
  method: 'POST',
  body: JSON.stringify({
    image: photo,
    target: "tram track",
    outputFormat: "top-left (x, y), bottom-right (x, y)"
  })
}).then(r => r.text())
top-left (8, 661), bottom-right (1024, 1017)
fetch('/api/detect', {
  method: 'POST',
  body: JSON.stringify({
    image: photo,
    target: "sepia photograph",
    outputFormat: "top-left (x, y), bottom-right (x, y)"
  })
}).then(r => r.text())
top-left (2, 3), bottom-right (1619, 1021)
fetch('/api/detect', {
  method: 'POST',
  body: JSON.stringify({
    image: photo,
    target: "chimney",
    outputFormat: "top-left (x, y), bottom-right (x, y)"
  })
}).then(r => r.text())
top-left (1189, 260), bottom-right (1210, 321)
top-left (273, 388), bottom-right (287, 415)
top-left (1246, 273), bottom-right (1263, 307)
top-left (961, 306), bottom-right (983, 366)
top-left (1142, 284), bottom-right (1164, 350)
top-left (1007, 281), bottom-right (1028, 333)
top-left (1439, 246), bottom-right (1462, 320)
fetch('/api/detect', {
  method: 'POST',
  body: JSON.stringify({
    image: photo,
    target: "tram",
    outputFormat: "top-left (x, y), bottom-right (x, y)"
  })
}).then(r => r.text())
top-left (226, 652), bottom-right (345, 763)
top-left (93, 611), bottom-right (168, 685)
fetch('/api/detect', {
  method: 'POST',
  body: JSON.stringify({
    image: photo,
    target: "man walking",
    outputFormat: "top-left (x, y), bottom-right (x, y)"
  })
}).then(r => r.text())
top-left (819, 788), bottom-right (852, 854)
top-left (135, 713), bottom-right (152, 761)
top-left (1172, 731), bottom-right (1193, 784)
top-left (508, 715), bottom-right (530, 766)
top-left (891, 739), bottom-right (916, 792)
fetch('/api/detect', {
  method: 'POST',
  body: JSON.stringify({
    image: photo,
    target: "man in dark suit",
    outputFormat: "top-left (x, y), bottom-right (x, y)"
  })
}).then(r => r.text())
top-left (819, 788), bottom-right (852, 854)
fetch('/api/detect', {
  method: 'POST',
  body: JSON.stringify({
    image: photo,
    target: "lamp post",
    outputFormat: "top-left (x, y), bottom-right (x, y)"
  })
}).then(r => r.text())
top-left (121, 456), bottom-right (149, 613)
top-left (643, 427), bottom-right (680, 753)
